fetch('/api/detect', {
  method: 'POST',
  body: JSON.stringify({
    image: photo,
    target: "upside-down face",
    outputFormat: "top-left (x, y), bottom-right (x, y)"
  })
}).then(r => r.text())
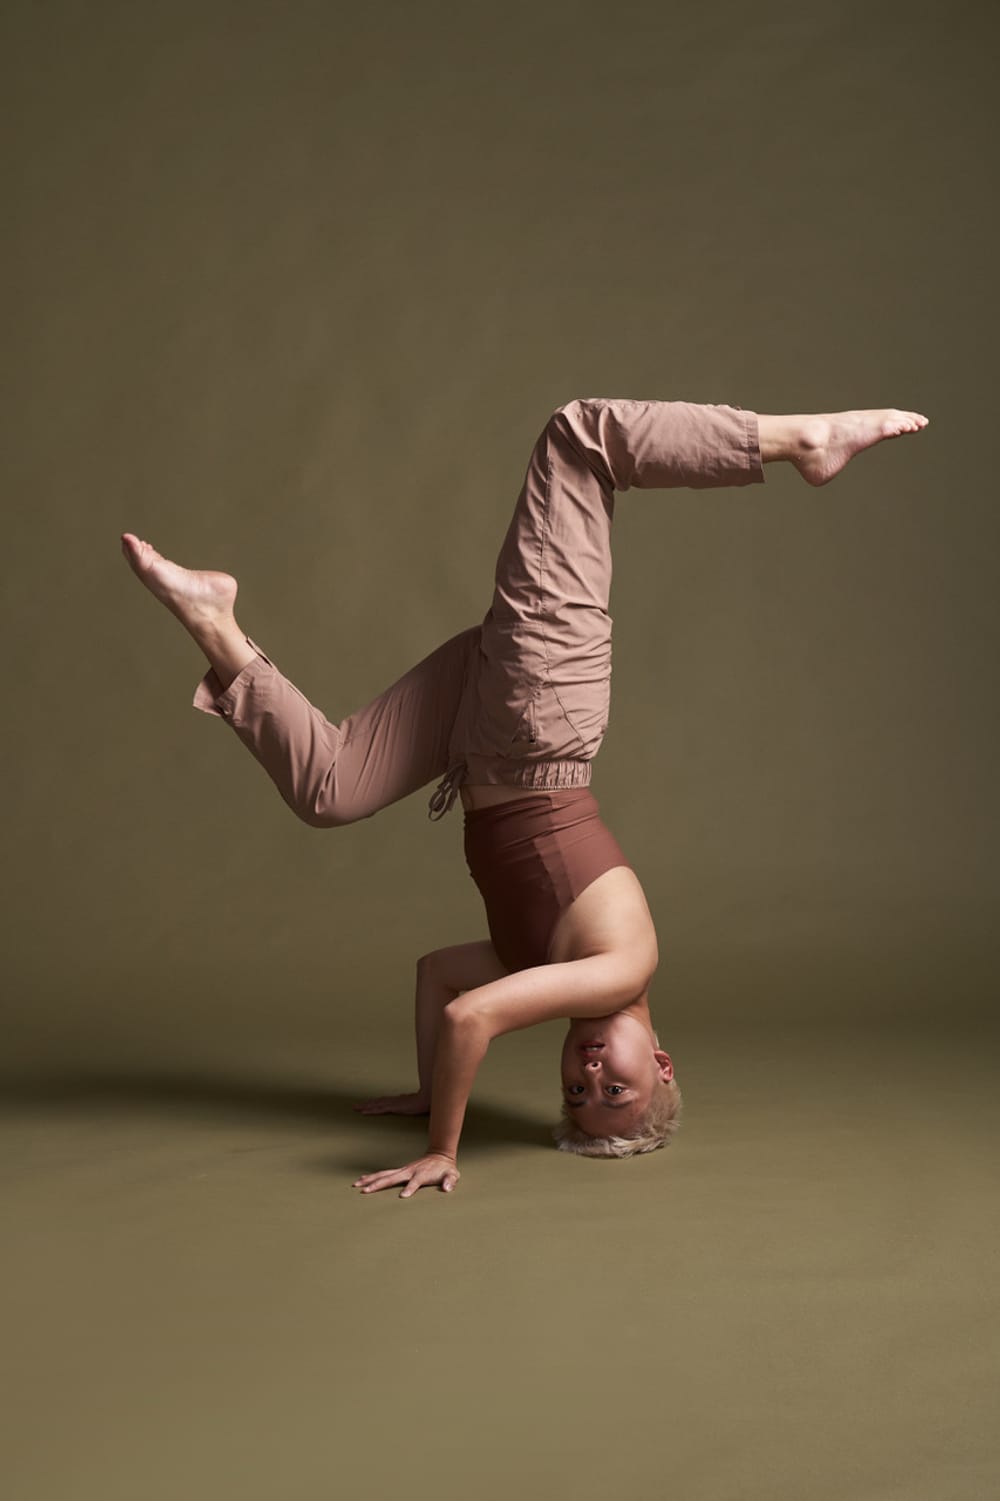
top-left (560, 1010), bottom-right (673, 1138)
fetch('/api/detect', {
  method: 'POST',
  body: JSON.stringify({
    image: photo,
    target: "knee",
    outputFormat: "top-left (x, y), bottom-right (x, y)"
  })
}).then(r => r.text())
top-left (548, 401), bottom-right (573, 436)
top-left (288, 765), bottom-right (379, 828)
top-left (546, 399), bottom-right (596, 451)
top-left (296, 798), bottom-right (370, 830)
top-left (550, 398), bottom-right (588, 428)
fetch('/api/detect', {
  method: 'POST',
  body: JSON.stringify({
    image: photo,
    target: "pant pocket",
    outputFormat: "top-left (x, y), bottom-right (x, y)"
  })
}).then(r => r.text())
top-left (543, 646), bottom-right (612, 759)
top-left (473, 623), bottom-right (546, 757)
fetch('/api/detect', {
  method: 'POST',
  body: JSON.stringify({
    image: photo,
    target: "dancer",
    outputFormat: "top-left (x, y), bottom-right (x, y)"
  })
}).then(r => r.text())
top-left (121, 398), bottom-right (929, 1198)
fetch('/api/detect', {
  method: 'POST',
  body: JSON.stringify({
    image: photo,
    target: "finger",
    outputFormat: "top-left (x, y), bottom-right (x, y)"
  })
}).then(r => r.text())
top-left (443, 1175), bottom-right (458, 1192)
top-left (357, 1177), bottom-right (400, 1193)
top-left (400, 1171), bottom-right (430, 1198)
top-left (357, 1170), bottom-right (410, 1193)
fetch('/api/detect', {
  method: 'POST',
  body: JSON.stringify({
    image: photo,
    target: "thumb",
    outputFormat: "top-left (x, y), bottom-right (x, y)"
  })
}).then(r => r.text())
top-left (444, 1175), bottom-right (457, 1191)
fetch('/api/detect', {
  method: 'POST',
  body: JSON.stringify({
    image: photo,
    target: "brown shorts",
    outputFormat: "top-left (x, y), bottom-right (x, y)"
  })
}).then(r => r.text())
top-left (463, 787), bottom-right (633, 972)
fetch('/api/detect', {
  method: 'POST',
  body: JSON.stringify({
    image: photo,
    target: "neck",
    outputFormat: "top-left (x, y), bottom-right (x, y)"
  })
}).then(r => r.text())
top-left (621, 988), bottom-right (657, 1044)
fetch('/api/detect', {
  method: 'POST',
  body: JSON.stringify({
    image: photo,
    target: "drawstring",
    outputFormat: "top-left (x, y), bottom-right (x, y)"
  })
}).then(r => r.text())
top-left (428, 762), bottom-right (468, 821)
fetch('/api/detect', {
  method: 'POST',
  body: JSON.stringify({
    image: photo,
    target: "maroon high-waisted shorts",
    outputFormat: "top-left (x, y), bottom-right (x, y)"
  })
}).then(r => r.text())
top-left (463, 786), bottom-right (633, 973)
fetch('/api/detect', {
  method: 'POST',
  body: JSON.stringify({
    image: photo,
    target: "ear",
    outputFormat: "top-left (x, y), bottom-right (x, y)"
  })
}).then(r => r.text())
top-left (652, 1049), bottom-right (674, 1084)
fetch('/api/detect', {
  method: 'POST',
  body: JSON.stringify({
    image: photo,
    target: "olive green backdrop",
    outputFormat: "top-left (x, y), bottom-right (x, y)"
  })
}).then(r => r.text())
top-left (3, 2), bottom-right (998, 1498)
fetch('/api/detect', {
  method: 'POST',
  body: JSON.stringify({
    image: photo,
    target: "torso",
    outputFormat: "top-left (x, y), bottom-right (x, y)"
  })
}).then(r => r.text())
top-left (545, 864), bottom-right (657, 973)
top-left (461, 784), bottom-right (657, 976)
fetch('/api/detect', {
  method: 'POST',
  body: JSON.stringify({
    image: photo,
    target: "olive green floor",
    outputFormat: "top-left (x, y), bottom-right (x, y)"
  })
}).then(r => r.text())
top-left (3, 1017), bottom-right (996, 1501)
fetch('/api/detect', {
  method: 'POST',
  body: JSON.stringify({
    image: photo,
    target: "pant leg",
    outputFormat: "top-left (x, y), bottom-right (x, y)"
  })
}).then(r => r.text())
top-left (477, 398), bottom-right (764, 764)
top-left (192, 624), bottom-right (480, 826)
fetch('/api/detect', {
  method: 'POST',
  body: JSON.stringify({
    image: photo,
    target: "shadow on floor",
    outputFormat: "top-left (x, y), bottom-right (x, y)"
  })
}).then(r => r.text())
top-left (0, 1067), bottom-right (553, 1154)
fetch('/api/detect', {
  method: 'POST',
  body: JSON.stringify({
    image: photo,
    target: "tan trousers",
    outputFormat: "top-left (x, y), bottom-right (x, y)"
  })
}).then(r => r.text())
top-left (193, 398), bottom-right (764, 824)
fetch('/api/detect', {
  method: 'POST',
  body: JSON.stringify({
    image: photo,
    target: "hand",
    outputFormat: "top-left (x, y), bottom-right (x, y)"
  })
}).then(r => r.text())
top-left (352, 1091), bottom-right (431, 1116)
top-left (352, 1153), bottom-right (460, 1199)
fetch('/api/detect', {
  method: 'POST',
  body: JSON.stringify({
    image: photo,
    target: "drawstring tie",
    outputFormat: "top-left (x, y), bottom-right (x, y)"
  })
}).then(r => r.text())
top-left (428, 762), bottom-right (468, 821)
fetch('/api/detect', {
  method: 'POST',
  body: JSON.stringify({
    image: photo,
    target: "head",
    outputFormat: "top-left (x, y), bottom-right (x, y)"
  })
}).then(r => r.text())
top-left (553, 1008), bottom-right (682, 1158)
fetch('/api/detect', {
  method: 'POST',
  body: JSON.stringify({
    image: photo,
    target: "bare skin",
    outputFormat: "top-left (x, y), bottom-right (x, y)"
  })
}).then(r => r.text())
top-left (119, 533), bottom-right (254, 690)
top-left (122, 403), bottom-right (929, 1179)
top-left (759, 407), bottom-right (929, 484)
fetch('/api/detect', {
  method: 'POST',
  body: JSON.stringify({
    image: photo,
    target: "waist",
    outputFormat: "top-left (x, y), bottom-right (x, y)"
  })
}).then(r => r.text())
top-left (428, 754), bottom-right (593, 821)
top-left (461, 783), bottom-right (571, 810)
top-left (461, 753), bottom-right (592, 792)
top-left (463, 785), bottom-right (599, 834)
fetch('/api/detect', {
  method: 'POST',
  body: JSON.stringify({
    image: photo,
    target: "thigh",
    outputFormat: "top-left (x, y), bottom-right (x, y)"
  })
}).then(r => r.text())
top-left (487, 407), bottom-right (616, 636)
top-left (478, 411), bottom-right (615, 760)
top-left (327, 623), bottom-right (480, 821)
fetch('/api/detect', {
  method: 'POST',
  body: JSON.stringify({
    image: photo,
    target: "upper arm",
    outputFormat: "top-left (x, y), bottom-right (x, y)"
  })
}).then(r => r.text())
top-left (420, 939), bottom-right (510, 996)
top-left (450, 951), bottom-right (650, 1040)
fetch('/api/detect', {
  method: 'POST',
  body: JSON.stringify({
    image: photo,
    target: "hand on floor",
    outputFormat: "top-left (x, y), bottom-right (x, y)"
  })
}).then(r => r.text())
top-left (352, 1153), bottom-right (460, 1199)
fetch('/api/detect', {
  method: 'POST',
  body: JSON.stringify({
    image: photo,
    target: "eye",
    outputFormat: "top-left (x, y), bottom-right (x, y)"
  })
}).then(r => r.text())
top-left (565, 1083), bottom-right (627, 1099)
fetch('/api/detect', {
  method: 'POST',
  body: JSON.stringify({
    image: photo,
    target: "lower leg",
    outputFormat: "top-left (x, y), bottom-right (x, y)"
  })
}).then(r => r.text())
top-left (190, 618), bottom-right (257, 692)
top-left (120, 533), bottom-right (256, 690)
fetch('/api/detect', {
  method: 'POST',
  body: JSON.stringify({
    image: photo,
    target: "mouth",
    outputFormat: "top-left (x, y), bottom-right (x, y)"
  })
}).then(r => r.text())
top-left (578, 1043), bottom-right (605, 1053)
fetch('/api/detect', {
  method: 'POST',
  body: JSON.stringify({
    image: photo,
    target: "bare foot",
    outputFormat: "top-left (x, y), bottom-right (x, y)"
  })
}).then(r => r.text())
top-left (120, 533), bottom-right (238, 628)
top-left (791, 409), bottom-right (930, 486)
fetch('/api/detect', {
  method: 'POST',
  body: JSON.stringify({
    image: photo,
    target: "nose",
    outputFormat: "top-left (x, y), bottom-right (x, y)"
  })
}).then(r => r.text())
top-left (584, 1056), bottom-right (601, 1070)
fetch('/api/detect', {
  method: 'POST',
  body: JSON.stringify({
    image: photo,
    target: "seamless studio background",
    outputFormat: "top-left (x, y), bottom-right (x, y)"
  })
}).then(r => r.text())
top-left (3, 3), bottom-right (998, 1499)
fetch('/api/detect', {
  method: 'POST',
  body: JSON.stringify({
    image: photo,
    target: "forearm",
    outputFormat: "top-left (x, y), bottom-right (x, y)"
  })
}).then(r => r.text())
top-left (425, 1008), bottom-right (491, 1160)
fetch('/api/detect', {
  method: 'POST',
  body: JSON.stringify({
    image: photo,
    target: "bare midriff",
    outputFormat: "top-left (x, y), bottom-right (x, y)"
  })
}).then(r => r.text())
top-left (459, 783), bottom-right (556, 811)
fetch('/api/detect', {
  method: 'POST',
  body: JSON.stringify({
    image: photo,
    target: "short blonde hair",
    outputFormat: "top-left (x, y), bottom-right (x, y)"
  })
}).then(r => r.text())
top-left (552, 1077), bottom-right (683, 1158)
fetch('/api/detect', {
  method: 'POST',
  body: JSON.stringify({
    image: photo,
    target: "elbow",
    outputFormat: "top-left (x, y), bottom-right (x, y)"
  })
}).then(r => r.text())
top-left (617, 953), bottom-right (659, 1010)
top-left (443, 993), bottom-right (494, 1040)
top-left (442, 994), bottom-right (478, 1026)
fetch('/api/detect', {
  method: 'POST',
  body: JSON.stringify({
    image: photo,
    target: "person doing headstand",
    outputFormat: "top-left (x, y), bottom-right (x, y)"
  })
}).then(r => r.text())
top-left (121, 396), bottom-right (929, 1198)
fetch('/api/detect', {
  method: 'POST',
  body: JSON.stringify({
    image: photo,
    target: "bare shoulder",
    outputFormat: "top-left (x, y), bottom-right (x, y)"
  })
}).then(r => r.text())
top-left (546, 865), bottom-right (658, 976)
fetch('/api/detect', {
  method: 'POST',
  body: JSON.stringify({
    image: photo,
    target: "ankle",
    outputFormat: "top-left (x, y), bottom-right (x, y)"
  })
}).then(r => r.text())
top-left (189, 617), bottom-right (256, 686)
top-left (757, 414), bottom-right (824, 463)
